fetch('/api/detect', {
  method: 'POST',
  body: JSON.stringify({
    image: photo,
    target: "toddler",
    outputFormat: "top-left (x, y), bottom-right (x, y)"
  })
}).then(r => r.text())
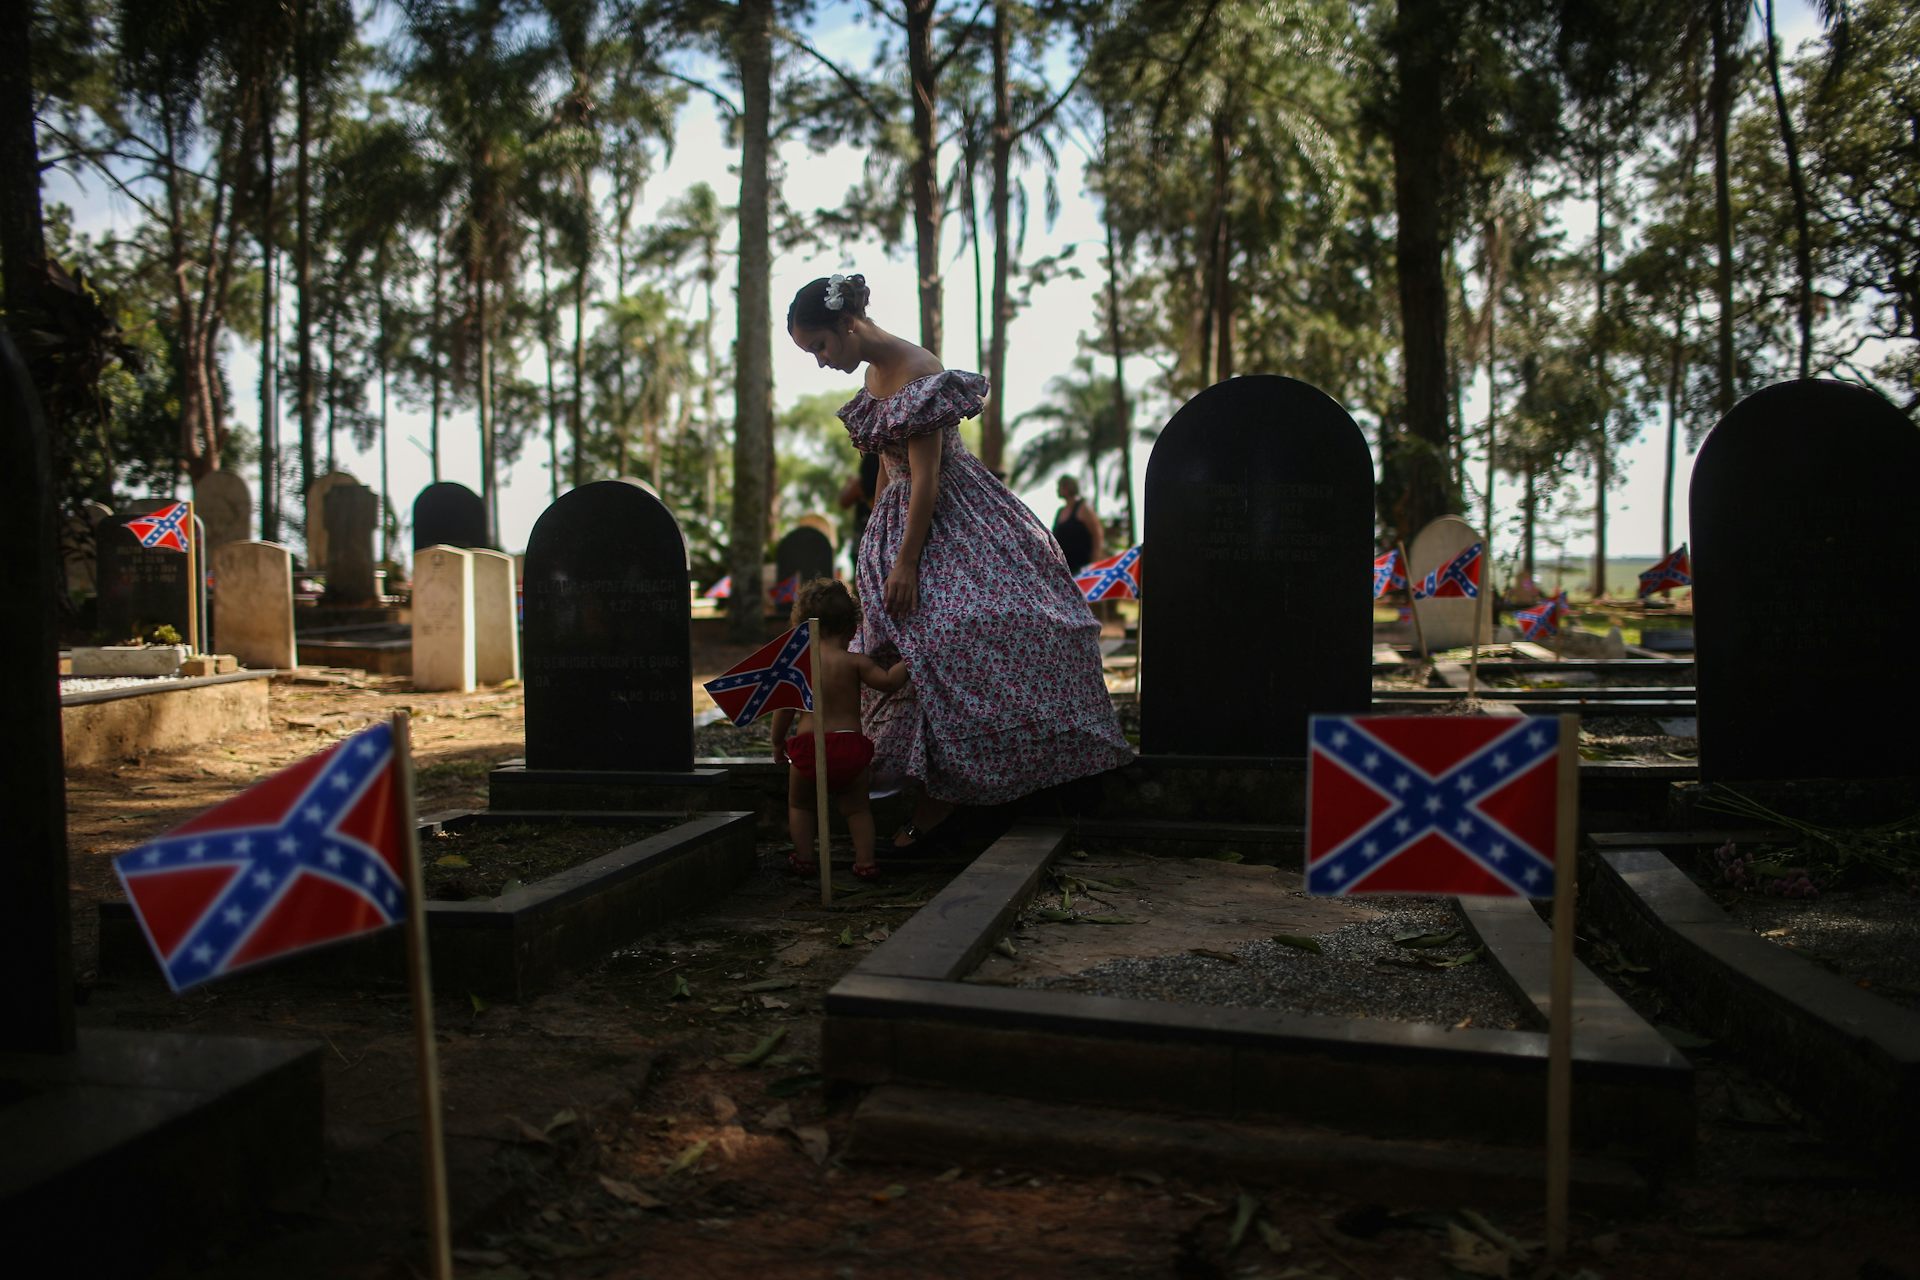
top-left (771, 578), bottom-right (910, 879)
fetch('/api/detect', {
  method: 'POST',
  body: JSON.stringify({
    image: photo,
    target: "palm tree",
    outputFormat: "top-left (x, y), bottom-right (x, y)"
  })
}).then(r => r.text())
top-left (639, 182), bottom-right (729, 514)
top-left (1009, 354), bottom-right (1139, 513)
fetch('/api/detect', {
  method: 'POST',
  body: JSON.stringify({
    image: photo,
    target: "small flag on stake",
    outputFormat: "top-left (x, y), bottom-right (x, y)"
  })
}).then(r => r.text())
top-left (1373, 549), bottom-right (1407, 598)
top-left (769, 573), bottom-right (800, 606)
top-left (124, 501), bottom-right (193, 553)
top-left (114, 720), bottom-right (410, 992)
top-left (1306, 715), bottom-right (1562, 898)
top-left (1075, 545), bottom-right (1142, 601)
top-left (1411, 542), bottom-right (1482, 600)
top-left (703, 575), bottom-right (732, 599)
top-left (702, 623), bottom-right (814, 726)
top-left (1516, 591), bottom-right (1571, 641)
top-left (1637, 545), bottom-right (1691, 596)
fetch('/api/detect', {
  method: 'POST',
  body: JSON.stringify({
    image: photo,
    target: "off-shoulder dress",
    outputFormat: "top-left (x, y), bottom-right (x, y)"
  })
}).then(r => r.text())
top-left (838, 370), bottom-right (1134, 805)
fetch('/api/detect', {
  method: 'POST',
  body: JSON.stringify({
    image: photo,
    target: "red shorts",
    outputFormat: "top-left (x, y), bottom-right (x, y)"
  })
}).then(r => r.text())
top-left (787, 731), bottom-right (876, 794)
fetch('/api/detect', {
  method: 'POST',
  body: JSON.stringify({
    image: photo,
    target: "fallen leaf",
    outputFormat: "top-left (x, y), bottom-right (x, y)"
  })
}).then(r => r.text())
top-left (776, 941), bottom-right (819, 967)
top-left (742, 977), bottom-right (797, 992)
top-left (1271, 934), bottom-right (1323, 954)
top-left (934, 1167), bottom-right (962, 1182)
top-left (669, 975), bottom-right (692, 1000)
top-left (1033, 907), bottom-right (1075, 922)
top-left (597, 1175), bottom-right (663, 1209)
top-left (709, 1092), bottom-right (739, 1124)
top-left (544, 1108), bottom-right (578, 1135)
top-left (663, 1139), bottom-right (708, 1176)
top-left (1082, 915), bottom-right (1140, 925)
top-left (1444, 1222), bottom-right (1511, 1277)
top-left (723, 1029), bottom-right (788, 1068)
top-left (433, 854), bottom-right (470, 868)
top-left (864, 927), bottom-right (891, 943)
top-left (469, 992), bottom-right (487, 1015)
top-left (1190, 948), bottom-right (1239, 963)
top-left (758, 1104), bottom-right (793, 1130)
top-left (1257, 1221), bottom-right (1292, 1255)
top-left (794, 1125), bottom-right (830, 1165)
top-left (993, 937), bottom-right (1017, 959)
top-left (1392, 928), bottom-right (1461, 948)
top-left (758, 995), bottom-right (791, 1010)
top-left (835, 926), bottom-right (855, 947)
top-left (1227, 1191), bottom-right (1259, 1251)
top-left (509, 1116), bottom-right (553, 1145)
top-left (871, 1182), bottom-right (908, 1204)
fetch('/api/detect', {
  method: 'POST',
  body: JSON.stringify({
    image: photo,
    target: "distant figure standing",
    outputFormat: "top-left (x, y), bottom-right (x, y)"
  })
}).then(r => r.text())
top-left (838, 451), bottom-right (882, 572)
top-left (1051, 476), bottom-right (1104, 574)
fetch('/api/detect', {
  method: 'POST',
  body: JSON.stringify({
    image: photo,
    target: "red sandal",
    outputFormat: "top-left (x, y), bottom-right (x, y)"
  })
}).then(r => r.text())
top-left (786, 851), bottom-right (817, 876)
top-left (850, 862), bottom-right (883, 881)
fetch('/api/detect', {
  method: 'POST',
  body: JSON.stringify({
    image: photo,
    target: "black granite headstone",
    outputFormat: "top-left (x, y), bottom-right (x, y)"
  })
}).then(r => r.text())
top-left (523, 480), bottom-right (693, 771)
top-left (1692, 379), bottom-right (1920, 781)
top-left (412, 480), bottom-right (490, 552)
top-left (1140, 376), bottom-right (1374, 755)
top-left (97, 503), bottom-right (199, 645)
top-left (774, 526), bottom-right (834, 593)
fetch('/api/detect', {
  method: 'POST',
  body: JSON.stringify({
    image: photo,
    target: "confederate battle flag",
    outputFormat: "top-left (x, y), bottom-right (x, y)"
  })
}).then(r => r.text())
top-left (124, 501), bottom-right (193, 553)
top-left (114, 720), bottom-right (411, 992)
top-left (768, 573), bottom-right (800, 606)
top-left (703, 622), bottom-right (814, 726)
top-left (703, 575), bottom-right (732, 599)
top-left (1516, 591), bottom-right (1571, 641)
top-left (1373, 549), bottom-right (1406, 598)
top-left (1411, 542), bottom-right (1482, 600)
top-left (1306, 715), bottom-right (1563, 899)
top-left (1638, 545), bottom-right (1692, 596)
top-left (1075, 545), bottom-right (1142, 602)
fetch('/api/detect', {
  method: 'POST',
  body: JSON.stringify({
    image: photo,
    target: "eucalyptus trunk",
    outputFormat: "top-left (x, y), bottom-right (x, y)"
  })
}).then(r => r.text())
top-left (1709, 0), bottom-right (1736, 412)
top-left (728, 0), bottom-right (774, 641)
top-left (257, 106), bottom-right (279, 541)
top-left (906, 0), bottom-right (943, 357)
top-left (983, 1), bottom-right (1010, 472)
top-left (1762, 0), bottom-right (1814, 378)
top-left (295, 0), bottom-right (316, 496)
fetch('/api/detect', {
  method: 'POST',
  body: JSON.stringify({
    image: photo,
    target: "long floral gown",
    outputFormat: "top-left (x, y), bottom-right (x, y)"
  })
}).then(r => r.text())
top-left (839, 370), bottom-right (1134, 805)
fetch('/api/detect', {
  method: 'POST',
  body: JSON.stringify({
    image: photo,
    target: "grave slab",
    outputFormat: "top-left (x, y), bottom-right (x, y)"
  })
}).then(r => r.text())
top-left (412, 544), bottom-right (476, 693)
top-left (212, 541), bottom-right (297, 670)
top-left (1140, 376), bottom-right (1373, 754)
top-left (1692, 380), bottom-right (1920, 781)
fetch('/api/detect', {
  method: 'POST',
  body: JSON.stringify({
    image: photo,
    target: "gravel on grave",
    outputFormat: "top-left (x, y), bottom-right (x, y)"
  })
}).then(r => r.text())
top-left (1011, 887), bottom-right (1533, 1030)
top-left (61, 674), bottom-right (185, 695)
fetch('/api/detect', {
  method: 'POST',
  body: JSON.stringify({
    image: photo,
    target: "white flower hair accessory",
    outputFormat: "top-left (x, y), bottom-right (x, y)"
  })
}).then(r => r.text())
top-left (825, 273), bottom-right (848, 311)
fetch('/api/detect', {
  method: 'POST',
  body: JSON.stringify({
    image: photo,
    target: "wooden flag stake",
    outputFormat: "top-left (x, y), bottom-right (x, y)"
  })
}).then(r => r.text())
top-left (1132, 593), bottom-right (1145, 700)
top-left (807, 619), bottom-right (833, 908)
top-left (1546, 711), bottom-right (1581, 1259)
top-left (1397, 542), bottom-right (1429, 659)
top-left (392, 712), bottom-right (454, 1280)
top-left (184, 500), bottom-right (201, 655)
top-left (1468, 558), bottom-right (1487, 698)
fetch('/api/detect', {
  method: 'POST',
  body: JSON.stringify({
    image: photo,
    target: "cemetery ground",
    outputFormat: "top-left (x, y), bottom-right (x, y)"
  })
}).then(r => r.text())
top-left (58, 667), bottom-right (1920, 1280)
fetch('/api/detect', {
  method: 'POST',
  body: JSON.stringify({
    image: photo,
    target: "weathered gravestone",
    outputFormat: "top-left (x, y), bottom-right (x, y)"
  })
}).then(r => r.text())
top-left (97, 501), bottom-right (199, 646)
top-left (523, 480), bottom-right (692, 770)
top-left (775, 525), bottom-right (835, 592)
top-left (470, 548), bottom-right (520, 685)
top-left (412, 480), bottom-right (489, 552)
top-left (212, 541), bottom-right (297, 670)
top-left (412, 545), bottom-right (475, 693)
top-left (1692, 380), bottom-right (1920, 781)
top-left (63, 499), bottom-right (111, 597)
top-left (303, 470), bottom-right (357, 571)
top-left (1141, 376), bottom-right (1374, 755)
top-left (192, 470), bottom-right (252, 550)
top-left (322, 481), bottom-right (380, 605)
top-left (1408, 515), bottom-right (1494, 652)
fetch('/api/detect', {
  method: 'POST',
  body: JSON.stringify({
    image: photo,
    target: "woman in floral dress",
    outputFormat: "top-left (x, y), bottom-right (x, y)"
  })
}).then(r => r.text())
top-left (787, 272), bottom-right (1133, 848)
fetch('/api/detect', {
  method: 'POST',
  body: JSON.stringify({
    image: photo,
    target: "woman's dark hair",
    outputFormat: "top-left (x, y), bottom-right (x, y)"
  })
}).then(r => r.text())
top-left (787, 274), bottom-right (870, 330)
top-left (792, 576), bottom-right (860, 637)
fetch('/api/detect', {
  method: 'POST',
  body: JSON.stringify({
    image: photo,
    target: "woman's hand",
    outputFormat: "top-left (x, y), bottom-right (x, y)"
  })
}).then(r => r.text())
top-left (884, 560), bottom-right (919, 617)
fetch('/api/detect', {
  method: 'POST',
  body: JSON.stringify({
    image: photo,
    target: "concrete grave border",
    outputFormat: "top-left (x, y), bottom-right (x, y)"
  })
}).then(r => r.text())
top-left (822, 823), bottom-right (1693, 1170)
top-left (1582, 831), bottom-right (1920, 1168)
top-left (60, 670), bottom-right (273, 767)
top-left (101, 809), bottom-right (756, 1000)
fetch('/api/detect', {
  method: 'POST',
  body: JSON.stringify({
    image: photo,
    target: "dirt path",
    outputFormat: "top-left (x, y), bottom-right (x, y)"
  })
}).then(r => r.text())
top-left (63, 680), bottom-right (1920, 1280)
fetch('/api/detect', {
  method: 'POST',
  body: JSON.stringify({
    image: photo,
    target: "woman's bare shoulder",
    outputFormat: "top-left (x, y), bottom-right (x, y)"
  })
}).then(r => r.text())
top-left (867, 351), bottom-right (946, 400)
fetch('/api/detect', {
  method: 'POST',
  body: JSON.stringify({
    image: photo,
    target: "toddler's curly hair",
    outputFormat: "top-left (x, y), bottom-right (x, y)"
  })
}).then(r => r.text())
top-left (791, 577), bottom-right (859, 638)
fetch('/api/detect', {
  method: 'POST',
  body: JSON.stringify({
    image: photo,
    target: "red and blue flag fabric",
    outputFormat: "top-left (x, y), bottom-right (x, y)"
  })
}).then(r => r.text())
top-left (113, 720), bottom-right (410, 992)
top-left (1075, 545), bottom-right (1142, 601)
top-left (769, 573), bottom-right (800, 606)
top-left (1373, 549), bottom-right (1406, 598)
top-left (1307, 714), bottom-right (1563, 898)
top-left (703, 575), bottom-right (731, 599)
top-left (702, 622), bottom-right (814, 726)
top-left (125, 501), bottom-right (192, 553)
top-left (1637, 545), bottom-right (1691, 596)
top-left (1412, 542), bottom-right (1482, 600)
top-left (1515, 591), bottom-right (1571, 641)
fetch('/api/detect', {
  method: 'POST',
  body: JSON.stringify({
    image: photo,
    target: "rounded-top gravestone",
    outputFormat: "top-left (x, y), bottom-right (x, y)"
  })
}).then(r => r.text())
top-left (1407, 515), bottom-right (1493, 652)
top-left (411, 481), bottom-right (490, 552)
top-left (1692, 379), bottom-right (1920, 782)
top-left (522, 480), bottom-right (693, 771)
top-left (775, 525), bottom-right (835, 592)
top-left (97, 499), bottom-right (203, 647)
top-left (1141, 376), bottom-right (1375, 756)
top-left (192, 470), bottom-right (252, 550)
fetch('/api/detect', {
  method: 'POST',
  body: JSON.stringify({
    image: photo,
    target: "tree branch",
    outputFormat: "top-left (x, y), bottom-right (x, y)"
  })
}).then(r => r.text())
top-left (777, 28), bottom-right (888, 127)
top-left (932, 0), bottom-right (992, 80)
top-left (1013, 58), bottom-right (1087, 144)
top-left (648, 63), bottom-right (740, 121)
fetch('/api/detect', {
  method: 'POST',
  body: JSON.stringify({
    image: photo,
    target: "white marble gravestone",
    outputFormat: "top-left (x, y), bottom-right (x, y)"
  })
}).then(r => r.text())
top-left (1408, 515), bottom-right (1493, 652)
top-left (412, 544), bottom-right (475, 692)
top-left (470, 548), bottom-right (520, 685)
top-left (212, 541), bottom-right (296, 670)
top-left (193, 470), bottom-right (252, 550)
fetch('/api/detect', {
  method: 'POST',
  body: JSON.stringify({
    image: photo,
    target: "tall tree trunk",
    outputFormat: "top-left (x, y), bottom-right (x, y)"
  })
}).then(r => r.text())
top-left (983, 2), bottom-right (1011, 472)
top-left (1592, 143), bottom-right (1611, 600)
top-left (1762, 0), bottom-right (1814, 378)
top-left (325, 287), bottom-right (338, 474)
top-left (1522, 456), bottom-right (1536, 580)
top-left (477, 272), bottom-right (497, 546)
top-left (571, 261), bottom-right (587, 492)
top-left (1709, 0), bottom-right (1736, 413)
top-left (295, 0), bottom-right (317, 498)
top-left (965, 113), bottom-right (983, 370)
top-left (1387, 0), bottom-right (1453, 547)
top-left (1211, 112), bottom-right (1233, 382)
top-left (702, 254), bottom-right (719, 517)
top-left (1483, 216), bottom-right (1500, 544)
top-left (377, 253), bottom-right (391, 565)
top-left (1104, 198), bottom-right (1135, 544)
top-left (429, 209), bottom-right (443, 482)
top-left (906, 0), bottom-right (943, 358)
top-left (258, 106), bottom-right (279, 541)
top-left (728, 0), bottom-right (774, 641)
top-left (1664, 320), bottom-right (1682, 557)
top-left (540, 233), bottom-right (561, 502)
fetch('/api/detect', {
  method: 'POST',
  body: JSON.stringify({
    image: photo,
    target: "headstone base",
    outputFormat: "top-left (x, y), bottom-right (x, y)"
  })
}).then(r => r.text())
top-left (0, 1028), bottom-right (322, 1261)
top-left (67, 645), bottom-right (188, 677)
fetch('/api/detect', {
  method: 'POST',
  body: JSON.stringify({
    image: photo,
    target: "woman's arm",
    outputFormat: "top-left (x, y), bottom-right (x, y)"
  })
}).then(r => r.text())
top-left (884, 432), bottom-right (943, 616)
top-left (1079, 501), bottom-right (1105, 559)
